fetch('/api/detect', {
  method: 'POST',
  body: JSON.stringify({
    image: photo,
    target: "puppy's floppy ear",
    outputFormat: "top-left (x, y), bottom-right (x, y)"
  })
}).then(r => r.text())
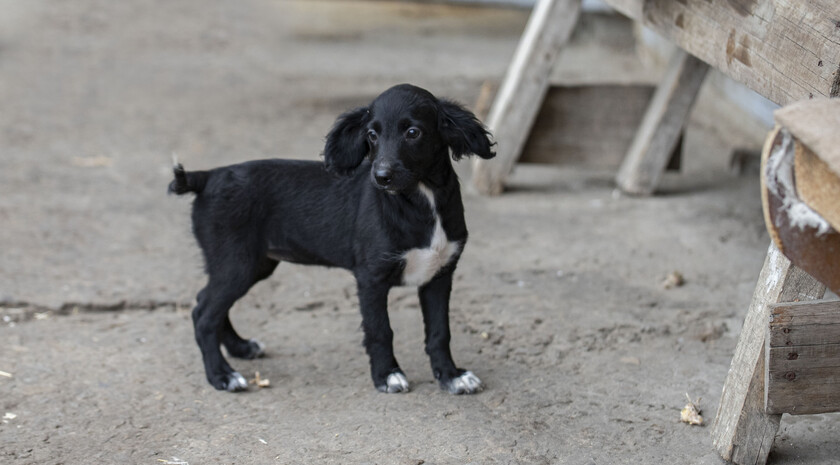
top-left (324, 106), bottom-right (371, 175)
top-left (438, 99), bottom-right (496, 160)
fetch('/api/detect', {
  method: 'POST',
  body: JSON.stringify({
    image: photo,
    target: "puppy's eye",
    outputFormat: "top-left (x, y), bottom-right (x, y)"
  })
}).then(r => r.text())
top-left (367, 130), bottom-right (378, 143)
top-left (405, 127), bottom-right (421, 140)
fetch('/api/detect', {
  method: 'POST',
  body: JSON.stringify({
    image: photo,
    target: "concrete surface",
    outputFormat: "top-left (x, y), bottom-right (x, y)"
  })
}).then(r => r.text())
top-left (1, 1), bottom-right (838, 464)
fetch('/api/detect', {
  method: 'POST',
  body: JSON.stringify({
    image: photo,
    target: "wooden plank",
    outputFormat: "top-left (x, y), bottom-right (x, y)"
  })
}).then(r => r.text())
top-left (766, 365), bottom-right (840, 415)
top-left (767, 300), bottom-right (840, 347)
top-left (602, 0), bottom-right (840, 106)
top-left (768, 345), bottom-right (840, 372)
top-left (767, 299), bottom-right (840, 325)
top-left (518, 85), bottom-right (655, 168)
top-left (767, 366), bottom-right (840, 384)
top-left (471, 0), bottom-right (581, 196)
top-left (766, 300), bottom-right (840, 415)
top-left (710, 244), bottom-right (826, 465)
top-left (768, 324), bottom-right (840, 349)
top-left (765, 388), bottom-right (840, 416)
top-left (615, 49), bottom-right (709, 195)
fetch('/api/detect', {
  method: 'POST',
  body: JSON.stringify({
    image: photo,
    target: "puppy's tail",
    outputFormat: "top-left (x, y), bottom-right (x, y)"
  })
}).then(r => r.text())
top-left (168, 159), bottom-right (209, 195)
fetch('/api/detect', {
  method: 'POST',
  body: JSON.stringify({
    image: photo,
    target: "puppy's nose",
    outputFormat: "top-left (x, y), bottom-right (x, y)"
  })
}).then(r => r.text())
top-left (374, 169), bottom-right (393, 187)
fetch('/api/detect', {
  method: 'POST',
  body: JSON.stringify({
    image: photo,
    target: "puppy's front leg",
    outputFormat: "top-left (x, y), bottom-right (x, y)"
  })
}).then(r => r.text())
top-left (419, 271), bottom-right (483, 394)
top-left (356, 281), bottom-right (409, 393)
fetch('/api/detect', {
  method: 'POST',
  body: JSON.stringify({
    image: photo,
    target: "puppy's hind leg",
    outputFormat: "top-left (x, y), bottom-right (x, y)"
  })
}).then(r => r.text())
top-left (192, 265), bottom-right (266, 392)
top-left (220, 317), bottom-right (264, 360)
top-left (220, 257), bottom-right (278, 359)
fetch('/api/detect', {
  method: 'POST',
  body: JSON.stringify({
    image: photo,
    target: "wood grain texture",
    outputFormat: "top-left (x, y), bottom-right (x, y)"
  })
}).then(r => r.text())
top-left (614, 49), bottom-right (708, 195)
top-left (711, 244), bottom-right (826, 465)
top-left (766, 300), bottom-right (840, 415)
top-left (518, 85), bottom-right (655, 168)
top-left (471, 0), bottom-right (581, 196)
top-left (602, 0), bottom-right (840, 106)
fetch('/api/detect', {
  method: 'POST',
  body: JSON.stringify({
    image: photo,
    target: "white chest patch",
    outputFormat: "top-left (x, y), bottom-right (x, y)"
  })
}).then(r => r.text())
top-left (402, 184), bottom-right (461, 287)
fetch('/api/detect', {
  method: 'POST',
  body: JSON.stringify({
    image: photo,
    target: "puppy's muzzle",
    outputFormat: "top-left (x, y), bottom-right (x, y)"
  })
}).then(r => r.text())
top-left (374, 168), bottom-right (393, 188)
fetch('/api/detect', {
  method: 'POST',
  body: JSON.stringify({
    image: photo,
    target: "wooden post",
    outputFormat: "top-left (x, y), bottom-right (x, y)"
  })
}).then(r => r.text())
top-left (766, 300), bottom-right (840, 415)
top-left (711, 244), bottom-right (826, 465)
top-left (614, 49), bottom-right (709, 195)
top-left (471, 0), bottom-right (581, 196)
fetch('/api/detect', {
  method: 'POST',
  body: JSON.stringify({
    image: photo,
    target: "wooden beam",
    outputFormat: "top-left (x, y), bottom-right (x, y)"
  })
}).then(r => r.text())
top-left (615, 49), bottom-right (708, 195)
top-left (471, 0), bottom-right (581, 196)
top-left (602, 0), bottom-right (840, 106)
top-left (766, 300), bottom-right (840, 415)
top-left (711, 244), bottom-right (825, 465)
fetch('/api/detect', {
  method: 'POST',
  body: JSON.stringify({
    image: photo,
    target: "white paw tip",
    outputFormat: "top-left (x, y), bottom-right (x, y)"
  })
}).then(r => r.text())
top-left (250, 339), bottom-right (266, 357)
top-left (381, 372), bottom-right (410, 393)
top-left (227, 372), bottom-right (248, 392)
top-left (448, 371), bottom-right (483, 395)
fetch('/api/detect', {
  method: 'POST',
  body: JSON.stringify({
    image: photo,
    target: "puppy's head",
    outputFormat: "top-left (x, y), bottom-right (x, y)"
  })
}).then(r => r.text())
top-left (323, 84), bottom-right (495, 192)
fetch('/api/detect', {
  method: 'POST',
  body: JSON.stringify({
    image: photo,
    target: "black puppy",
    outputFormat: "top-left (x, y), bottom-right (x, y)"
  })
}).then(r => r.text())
top-left (170, 84), bottom-right (495, 394)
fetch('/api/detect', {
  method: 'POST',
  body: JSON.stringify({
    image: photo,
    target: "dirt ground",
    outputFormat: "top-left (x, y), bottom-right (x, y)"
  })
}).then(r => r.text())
top-left (1, 1), bottom-right (839, 464)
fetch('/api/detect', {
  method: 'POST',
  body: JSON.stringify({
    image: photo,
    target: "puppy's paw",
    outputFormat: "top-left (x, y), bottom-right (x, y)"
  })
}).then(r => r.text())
top-left (245, 339), bottom-right (266, 358)
top-left (442, 371), bottom-right (483, 395)
top-left (376, 372), bottom-right (410, 393)
top-left (226, 339), bottom-right (265, 360)
top-left (210, 372), bottom-right (249, 392)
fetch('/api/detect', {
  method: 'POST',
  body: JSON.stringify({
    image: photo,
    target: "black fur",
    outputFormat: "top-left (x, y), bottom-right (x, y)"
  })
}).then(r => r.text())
top-left (169, 163), bottom-right (209, 195)
top-left (323, 106), bottom-right (371, 175)
top-left (170, 84), bottom-right (494, 394)
top-left (438, 99), bottom-right (494, 160)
